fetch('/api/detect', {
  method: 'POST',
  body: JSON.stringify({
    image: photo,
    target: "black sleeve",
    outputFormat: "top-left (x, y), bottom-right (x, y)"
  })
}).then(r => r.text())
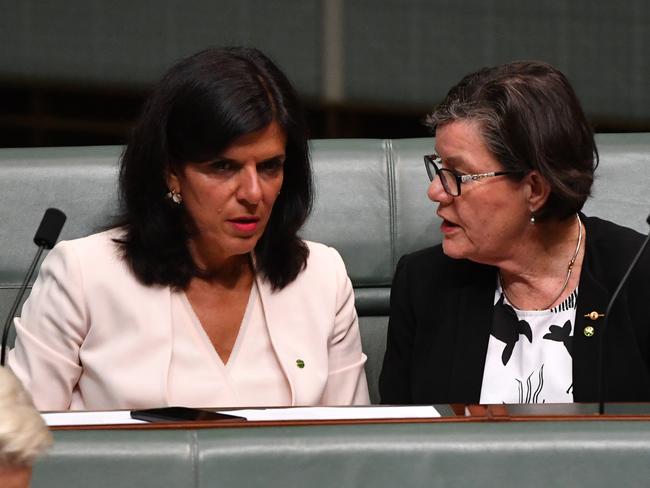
top-left (379, 254), bottom-right (416, 404)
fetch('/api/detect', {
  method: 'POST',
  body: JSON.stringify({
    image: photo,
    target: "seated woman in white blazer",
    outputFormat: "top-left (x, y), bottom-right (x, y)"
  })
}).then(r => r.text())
top-left (9, 47), bottom-right (369, 411)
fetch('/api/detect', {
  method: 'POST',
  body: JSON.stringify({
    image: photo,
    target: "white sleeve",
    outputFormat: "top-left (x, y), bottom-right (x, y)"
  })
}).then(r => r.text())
top-left (320, 247), bottom-right (370, 405)
top-left (8, 240), bottom-right (88, 410)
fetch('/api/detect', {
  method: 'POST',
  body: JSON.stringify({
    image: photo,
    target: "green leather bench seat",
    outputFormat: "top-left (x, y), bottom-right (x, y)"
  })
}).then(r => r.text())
top-left (34, 420), bottom-right (650, 488)
top-left (1, 135), bottom-right (649, 403)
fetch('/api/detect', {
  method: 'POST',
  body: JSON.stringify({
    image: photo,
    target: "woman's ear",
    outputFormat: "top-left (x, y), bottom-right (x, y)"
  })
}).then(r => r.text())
top-left (524, 170), bottom-right (551, 214)
top-left (166, 168), bottom-right (180, 192)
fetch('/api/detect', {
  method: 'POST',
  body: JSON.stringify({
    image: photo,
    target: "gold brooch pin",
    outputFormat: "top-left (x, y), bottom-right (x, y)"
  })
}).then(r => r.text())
top-left (584, 311), bottom-right (605, 321)
top-left (583, 326), bottom-right (595, 337)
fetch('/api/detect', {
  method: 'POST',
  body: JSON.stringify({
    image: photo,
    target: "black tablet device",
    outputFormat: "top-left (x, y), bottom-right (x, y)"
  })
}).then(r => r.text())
top-left (130, 406), bottom-right (246, 422)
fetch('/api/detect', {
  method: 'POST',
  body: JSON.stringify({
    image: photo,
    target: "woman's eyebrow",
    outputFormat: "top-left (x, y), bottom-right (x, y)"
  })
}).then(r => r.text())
top-left (211, 154), bottom-right (286, 164)
top-left (437, 154), bottom-right (466, 169)
top-left (261, 155), bottom-right (285, 161)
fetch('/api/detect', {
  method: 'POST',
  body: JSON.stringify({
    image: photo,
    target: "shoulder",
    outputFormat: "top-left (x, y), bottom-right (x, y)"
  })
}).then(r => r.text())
top-left (398, 245), bottom-right (446, 271)
top-left (302, 240), bottom-right (347, 275)
top-left (583, 214), bottom-right (650, 284)
top-left (583, 215), bottom-right (645, 250)
top-left (272, 240), bottom-right (350, 297)
top-left (37, 229), bottom-right (170, 319)
top-left (53, 228), bottom-right (124, 259)
top-left (395, 244), bottom-right (492, 289)
top-left (304, 239), bottom-right (342, 257)
top-left (43, 228), bottom-right (132, 283)
top-left (583, 215), bottom-right (648, 275)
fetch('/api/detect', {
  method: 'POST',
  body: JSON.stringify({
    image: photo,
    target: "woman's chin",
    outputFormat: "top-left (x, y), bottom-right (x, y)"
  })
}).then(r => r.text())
top-left (441, 239), bottom-right (469, 260)
top-left (228, 234), bottom-right (263, 255)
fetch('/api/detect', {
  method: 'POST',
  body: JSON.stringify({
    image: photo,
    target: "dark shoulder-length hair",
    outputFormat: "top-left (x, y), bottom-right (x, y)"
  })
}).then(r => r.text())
top-left (115, 46), bottom-right (312, 290)
top-left (426, 61), bottom-right (598, 222)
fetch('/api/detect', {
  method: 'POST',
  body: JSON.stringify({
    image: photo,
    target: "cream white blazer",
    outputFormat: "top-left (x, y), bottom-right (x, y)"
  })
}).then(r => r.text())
top-left (9, 230), bottom-right (369, 410)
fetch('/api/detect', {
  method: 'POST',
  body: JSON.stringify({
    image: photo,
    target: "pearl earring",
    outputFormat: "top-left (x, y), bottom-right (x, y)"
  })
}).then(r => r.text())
top-left (166, 188), bottom-right (183, 204)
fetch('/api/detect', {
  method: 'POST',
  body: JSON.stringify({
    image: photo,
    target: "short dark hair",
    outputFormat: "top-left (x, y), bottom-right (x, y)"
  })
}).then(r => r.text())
top-left (426, 61), bottom-right (598, 221)
top-left (115, 47), bottom-right (312, 290)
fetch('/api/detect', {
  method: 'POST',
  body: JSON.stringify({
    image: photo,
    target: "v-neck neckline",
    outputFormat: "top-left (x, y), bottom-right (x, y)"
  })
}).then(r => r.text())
top-left (178, 281), bottom-right (257, 368)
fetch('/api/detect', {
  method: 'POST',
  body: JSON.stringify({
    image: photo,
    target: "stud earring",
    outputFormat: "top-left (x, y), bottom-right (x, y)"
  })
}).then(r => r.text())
top-left (166, 188), bottom-right (183, 204)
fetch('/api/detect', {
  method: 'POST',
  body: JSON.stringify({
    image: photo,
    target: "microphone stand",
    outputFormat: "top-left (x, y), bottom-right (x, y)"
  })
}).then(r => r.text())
top-left (0, 247), bottom-right (47, 366)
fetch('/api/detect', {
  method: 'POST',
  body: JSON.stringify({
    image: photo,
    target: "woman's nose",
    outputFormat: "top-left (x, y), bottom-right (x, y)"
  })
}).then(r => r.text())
top-left (237, 167), bottom-right (262, 203)
top-left (427, 176), bottom-right (451, 203)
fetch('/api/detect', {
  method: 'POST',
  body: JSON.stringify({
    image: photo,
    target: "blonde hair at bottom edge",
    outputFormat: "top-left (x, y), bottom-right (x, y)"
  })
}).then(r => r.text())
top-left (0, 367), bottom-right (52, 468)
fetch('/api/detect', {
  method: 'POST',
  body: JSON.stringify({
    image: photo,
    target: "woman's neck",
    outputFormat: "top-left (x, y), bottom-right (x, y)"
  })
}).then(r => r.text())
top-left (188, 238), bottom-right (254, 288)
top-left (498, 215), bottom-right (585, 310)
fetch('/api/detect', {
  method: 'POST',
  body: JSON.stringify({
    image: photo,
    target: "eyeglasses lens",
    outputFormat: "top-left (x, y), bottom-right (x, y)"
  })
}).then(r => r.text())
top-left (424, 155), bottom-right (459, 196)
top-left (439, 170), bottom-right (459, 196)
top-left (425, 158), bottom-right (435, 182)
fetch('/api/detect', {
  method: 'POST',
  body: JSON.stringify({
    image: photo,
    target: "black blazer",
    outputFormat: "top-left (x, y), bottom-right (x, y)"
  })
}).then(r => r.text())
top-left (379, 215), bottom-right (650, 404)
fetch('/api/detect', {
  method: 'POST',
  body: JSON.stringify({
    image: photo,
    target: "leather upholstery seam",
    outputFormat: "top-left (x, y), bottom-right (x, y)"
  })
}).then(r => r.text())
top-left (385, 139), bottom-right (397, 270)
top-left (190, 430), bottom-right (199, 487)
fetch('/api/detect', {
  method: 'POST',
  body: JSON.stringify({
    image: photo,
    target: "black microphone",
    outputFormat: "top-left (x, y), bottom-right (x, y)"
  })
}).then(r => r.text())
top-left (33, 208), bottom-right (67, 249)
top-left (597, 213), bottom-right (650, 414)
top-left (0, 208), bottom-right (66, 366)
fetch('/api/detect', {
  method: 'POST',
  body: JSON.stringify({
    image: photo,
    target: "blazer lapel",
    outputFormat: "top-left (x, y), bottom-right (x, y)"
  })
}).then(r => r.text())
top-left (255, 274), bottom-right (297, 405)
top-left (573, 228), bottom-right (610, 402)
top-left (448, 265), bottom-right (496, 403)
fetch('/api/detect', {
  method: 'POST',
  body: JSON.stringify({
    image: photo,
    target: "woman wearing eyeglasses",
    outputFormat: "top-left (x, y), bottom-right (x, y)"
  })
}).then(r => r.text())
top-left (380, 61), bottom-right (650, 405)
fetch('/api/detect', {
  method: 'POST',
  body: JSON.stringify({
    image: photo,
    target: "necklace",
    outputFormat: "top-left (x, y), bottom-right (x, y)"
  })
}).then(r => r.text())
top-left (500, 214), bottom-right (583, 311)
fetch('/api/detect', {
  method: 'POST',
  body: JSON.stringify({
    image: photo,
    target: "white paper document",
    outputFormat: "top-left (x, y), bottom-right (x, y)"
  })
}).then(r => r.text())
top-left (225, 406), bottom-right (440, 421)
top-left (43, 410), bottom-right (146, 426)
top-left (42, 405), bottom-right (439, 426)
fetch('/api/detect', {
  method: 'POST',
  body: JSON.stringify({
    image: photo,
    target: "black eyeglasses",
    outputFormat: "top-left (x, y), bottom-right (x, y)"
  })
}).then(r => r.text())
top-left (424, 154), bottom-right (523, 197)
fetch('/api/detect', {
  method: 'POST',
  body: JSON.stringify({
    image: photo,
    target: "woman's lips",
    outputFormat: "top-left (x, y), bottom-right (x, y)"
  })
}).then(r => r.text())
top-left (228, 217), bottom-right (259, 233)
top-left (440, 219), bottom-right (460, 234)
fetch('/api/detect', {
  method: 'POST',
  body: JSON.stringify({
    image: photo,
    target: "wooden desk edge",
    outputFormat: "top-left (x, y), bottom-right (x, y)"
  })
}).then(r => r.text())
top-left (50, 414), bottom-right (650, 431)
